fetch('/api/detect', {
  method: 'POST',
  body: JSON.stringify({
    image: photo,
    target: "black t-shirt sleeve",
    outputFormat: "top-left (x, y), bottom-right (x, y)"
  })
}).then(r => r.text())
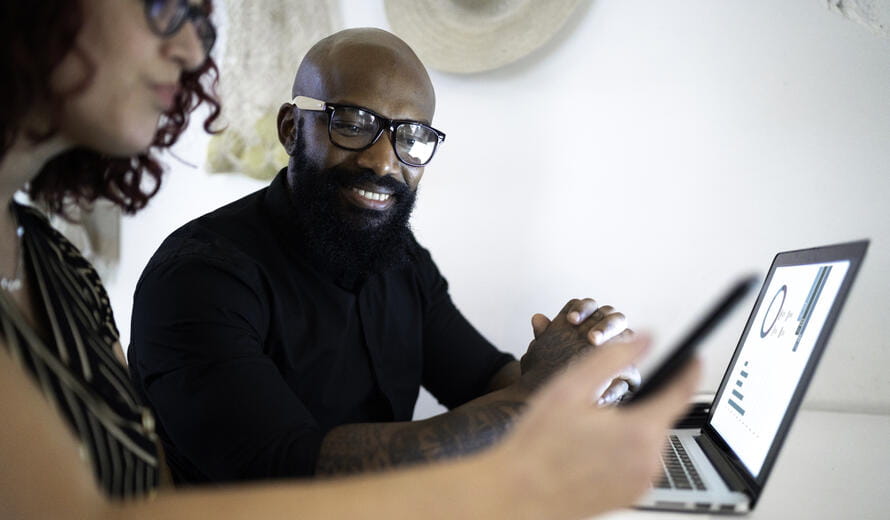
top-left (128, 250), bottom-right (322, 481)
top-left (414, 246), bottom-right (515, 409)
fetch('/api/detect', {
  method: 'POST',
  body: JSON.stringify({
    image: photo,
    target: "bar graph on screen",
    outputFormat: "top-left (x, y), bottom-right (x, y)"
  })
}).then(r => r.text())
top-left (793, 266), bottom-right (832, 352)
top-left (728, 360), bottom-right (749, 415)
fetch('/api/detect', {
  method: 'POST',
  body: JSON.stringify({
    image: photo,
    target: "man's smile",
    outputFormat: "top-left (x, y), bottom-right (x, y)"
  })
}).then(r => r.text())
top-left (342, 185), bottom-right (396, 211)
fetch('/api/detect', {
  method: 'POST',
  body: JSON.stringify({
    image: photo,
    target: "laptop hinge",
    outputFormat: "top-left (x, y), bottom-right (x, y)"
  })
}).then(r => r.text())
top-left (695, 434), bottom-right (749, 494)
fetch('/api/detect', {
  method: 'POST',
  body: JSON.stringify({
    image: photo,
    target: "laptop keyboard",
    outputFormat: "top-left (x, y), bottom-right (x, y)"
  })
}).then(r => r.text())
top-left (655, 435), bottom-right (707, 490)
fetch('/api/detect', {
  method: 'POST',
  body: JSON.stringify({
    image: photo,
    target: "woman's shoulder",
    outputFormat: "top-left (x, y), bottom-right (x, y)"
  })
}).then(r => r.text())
top-left (15, 202), bottom-right (83, 254)
top-left (14, 201), bottom-right (118, 337)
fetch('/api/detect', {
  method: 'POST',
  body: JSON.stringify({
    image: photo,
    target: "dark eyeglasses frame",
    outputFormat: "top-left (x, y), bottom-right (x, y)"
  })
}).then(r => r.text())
top-left (291, 95), bottom-right (446, 167)
top-left (144, 0), bottom-right (217, 56)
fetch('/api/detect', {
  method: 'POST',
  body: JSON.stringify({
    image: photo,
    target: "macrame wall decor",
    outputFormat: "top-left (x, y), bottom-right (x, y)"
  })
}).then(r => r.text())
top-left (207, 0), bottom-right (342, 180)
top-left (825, 0), bottom-right (890, 38)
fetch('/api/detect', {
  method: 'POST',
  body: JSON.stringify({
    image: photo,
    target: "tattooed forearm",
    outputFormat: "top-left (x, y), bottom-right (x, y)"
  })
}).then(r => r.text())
top-left (392, 400), bottom-right (524, 461)
top-left (316, 400), bottom-right (526, 476)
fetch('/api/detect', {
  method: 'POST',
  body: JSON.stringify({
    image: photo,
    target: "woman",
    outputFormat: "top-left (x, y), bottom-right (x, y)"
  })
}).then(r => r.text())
top-left (0, 0), bottom-right (699, 518)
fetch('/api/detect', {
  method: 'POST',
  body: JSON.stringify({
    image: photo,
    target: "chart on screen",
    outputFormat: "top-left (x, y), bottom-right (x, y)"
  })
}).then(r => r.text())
top-left (711, 260), bottom-right (850, 475)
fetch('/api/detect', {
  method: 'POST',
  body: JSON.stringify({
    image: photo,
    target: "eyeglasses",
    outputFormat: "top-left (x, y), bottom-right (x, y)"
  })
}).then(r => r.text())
top-left (144, 0), bottom-right (216, 56)
top-left (291, 96), bottom-right (446, 167)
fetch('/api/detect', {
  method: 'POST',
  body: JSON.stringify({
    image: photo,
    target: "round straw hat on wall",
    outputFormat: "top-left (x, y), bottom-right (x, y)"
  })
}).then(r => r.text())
top-left (384, 0), bottom-right (586, 74)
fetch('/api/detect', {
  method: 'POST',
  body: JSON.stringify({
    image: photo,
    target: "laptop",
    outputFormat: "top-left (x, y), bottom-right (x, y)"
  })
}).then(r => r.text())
top-left (636, 240), bottom-right (869, 514)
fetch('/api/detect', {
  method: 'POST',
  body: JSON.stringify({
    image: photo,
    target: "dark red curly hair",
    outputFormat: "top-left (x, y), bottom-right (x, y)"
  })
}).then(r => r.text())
top-left (0, 0), bottom-right (221, 216)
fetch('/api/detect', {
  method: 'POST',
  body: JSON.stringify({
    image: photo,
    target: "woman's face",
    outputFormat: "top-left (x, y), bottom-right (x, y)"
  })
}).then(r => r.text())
top-left (50, 0), bottom-right (208, 156)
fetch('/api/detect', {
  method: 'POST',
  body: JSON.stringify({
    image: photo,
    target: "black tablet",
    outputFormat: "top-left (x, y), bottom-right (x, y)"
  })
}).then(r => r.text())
top-left (621, 274), bottom-right (759, 405)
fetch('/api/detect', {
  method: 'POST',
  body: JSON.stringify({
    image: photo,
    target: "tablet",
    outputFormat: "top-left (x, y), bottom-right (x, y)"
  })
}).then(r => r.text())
top-left (621, 274), bottom-right (759, 405)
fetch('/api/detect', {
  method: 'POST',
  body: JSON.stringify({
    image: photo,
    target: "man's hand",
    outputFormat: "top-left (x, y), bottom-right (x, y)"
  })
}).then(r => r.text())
top-left (521, 298), bottom-right (639, 396)
top-left (494, 335), bottom-right (701, 519)
top-left (596, 362), bottom-right (641, 406)
top-left (317, 299), bottom-right (638, 476)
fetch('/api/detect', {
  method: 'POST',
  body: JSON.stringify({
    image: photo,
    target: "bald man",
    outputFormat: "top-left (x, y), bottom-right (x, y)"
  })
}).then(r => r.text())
top-left (128, 28), bottom-right (636, 485)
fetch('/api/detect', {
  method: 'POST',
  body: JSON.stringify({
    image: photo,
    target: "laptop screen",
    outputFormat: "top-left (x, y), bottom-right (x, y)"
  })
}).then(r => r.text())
top-left (709, 259), bottom-right (851, 477)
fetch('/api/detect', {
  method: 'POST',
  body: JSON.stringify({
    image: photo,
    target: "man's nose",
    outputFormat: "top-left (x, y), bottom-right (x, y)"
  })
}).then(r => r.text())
top-left (356, 134), bottom-right (401, 179)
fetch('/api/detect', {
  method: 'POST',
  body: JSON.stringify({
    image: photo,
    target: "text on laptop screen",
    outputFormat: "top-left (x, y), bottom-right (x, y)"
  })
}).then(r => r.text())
top-left (710, 260), bottom-right (850, 477)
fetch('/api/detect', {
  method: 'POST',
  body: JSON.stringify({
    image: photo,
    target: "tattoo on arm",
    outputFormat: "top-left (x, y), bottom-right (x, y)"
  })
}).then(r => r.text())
top-left (316, 400), bottom-right (525, 475)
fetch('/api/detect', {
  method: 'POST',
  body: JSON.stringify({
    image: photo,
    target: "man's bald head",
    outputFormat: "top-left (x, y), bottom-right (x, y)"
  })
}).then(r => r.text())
top-left (277, 29), bottom-right (434, 278)
top-left (292, 28), bottom-right (436, 122)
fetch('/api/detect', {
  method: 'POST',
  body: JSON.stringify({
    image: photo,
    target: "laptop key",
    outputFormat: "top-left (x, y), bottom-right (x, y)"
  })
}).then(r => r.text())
top-left (655, 435), bottom-right (709, 491)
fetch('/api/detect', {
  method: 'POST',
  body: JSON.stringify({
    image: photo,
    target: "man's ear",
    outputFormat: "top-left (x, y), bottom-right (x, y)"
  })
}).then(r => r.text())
top-left (277, 103), bottom-right (297, 156)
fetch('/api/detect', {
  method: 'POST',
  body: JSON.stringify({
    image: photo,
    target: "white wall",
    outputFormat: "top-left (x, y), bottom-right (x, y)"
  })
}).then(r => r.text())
top-left (111, 0), bottom-right (890, 420)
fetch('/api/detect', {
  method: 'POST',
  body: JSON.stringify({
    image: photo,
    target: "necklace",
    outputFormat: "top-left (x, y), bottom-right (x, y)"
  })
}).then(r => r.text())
top-left (1, 212), bottom-right (25, 293)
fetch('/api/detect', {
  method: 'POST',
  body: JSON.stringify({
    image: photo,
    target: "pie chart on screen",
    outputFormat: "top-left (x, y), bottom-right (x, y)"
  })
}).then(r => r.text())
top-left (760, 285), bottom-right (786, 338)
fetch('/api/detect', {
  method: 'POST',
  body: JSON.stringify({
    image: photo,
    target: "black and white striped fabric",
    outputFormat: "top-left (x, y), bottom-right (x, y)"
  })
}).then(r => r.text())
top-left (0, 203), bottom-right (159, 499)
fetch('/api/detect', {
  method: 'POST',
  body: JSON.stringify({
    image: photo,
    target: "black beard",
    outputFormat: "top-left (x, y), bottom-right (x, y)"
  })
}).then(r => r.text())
top-left (288, 132), bottom-right (418, 280)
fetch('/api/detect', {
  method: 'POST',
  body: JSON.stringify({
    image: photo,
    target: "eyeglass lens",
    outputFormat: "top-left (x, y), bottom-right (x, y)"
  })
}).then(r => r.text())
top-left (146, 0), bottom-right (180, 28)
top-left (395, 124), bottom-right (438, 166)
top-left (329, 107), bottom-right (439, 166)
top-left (330, 108), bottom-right (379, 149)
top-left (145, 0), bottom-right (216, 55)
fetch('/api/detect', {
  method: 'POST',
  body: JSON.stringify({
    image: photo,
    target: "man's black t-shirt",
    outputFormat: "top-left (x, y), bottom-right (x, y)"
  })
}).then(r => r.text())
top-left (127, 169), bottom-right (514, 484)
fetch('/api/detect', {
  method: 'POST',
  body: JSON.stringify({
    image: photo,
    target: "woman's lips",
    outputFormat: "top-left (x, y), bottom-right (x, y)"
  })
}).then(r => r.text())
top-left (152, 84), bottom-right (179, 111)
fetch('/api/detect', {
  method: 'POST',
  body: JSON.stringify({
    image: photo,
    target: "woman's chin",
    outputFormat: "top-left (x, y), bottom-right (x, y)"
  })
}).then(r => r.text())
top-left (87, 130), bottom-right (158, 157)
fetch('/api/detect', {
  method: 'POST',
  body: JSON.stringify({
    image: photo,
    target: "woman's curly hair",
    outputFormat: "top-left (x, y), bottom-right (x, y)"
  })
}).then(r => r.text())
top-left (0, 0), bottom-right (221, 216)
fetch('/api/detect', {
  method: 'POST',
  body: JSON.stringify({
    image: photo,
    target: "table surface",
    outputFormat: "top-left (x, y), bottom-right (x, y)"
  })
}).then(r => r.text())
top-left (597, 409), bottom-right (890, 520)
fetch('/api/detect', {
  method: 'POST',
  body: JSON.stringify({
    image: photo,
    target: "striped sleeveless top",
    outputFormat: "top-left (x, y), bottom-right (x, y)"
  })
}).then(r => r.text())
top-left (0, 203), bottom-right (159, 499)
